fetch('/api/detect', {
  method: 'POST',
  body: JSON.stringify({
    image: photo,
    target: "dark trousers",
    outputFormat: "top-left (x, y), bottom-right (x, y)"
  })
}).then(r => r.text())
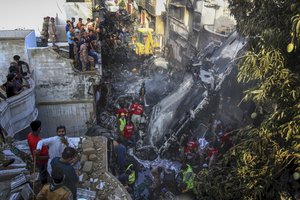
top-left (89, 51), bottom-right (98, 64)
top-left (69, 43), bottom-right (74, 59)
top-left (36, 163), bottom-right (48, 184)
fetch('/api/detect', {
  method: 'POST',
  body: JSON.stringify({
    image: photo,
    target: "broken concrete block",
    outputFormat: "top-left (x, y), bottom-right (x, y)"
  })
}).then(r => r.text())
top-left (82, 180), bottom-right (91, 188)
top-left (83, 148), bottom-right (96, 155)
top-left (82, 139), bottom-right (94, 149)
top-left (93, 136), bottom-right (102, 143)
top-left (82, 161), bottom-right (93, 173)
top-left (0, 168), bottom-right (29, 181)
top-left (82, 173), bottom-right (89, 182)
top-left (11, 173), bottom-right (27, 190)
top-left (8, 192), bottom-right (21, 200)
top-left (78, 173), bottom-right (90, 183)
top-left (94, 141), bottom-right (102, 149)
top-left (80, 154), bottom-right (88, 163)
top-left (77, 188), bottom-right (96, 199)
top-left (20, 183), bottom-right (33, 200)
top-left (89, 154), bottom-right (97, 161)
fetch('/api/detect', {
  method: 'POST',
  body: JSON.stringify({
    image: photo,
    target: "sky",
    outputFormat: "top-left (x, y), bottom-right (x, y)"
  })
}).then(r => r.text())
top-left (0, 0), bottom-right (65, 35)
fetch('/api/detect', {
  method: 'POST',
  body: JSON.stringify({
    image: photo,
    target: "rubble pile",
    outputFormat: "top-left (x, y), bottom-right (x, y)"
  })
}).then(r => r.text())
top-left (0, 146), bottom-right (34, 200)
top-left (77, 136), bottom-right (131, 200)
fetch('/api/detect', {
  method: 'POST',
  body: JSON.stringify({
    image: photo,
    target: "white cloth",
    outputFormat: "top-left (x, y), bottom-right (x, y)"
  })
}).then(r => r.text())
top-left (131, 114), bottom-right (141, 128)
top-left (36, 136), bottom-right (75, 174)
top-left (198, 138), bottom-right (209, 150)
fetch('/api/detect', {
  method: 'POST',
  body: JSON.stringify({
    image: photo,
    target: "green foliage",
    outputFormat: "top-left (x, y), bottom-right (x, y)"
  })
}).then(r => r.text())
top-left (118, 0), bottom-right (126, 8)
top-left (194, 1), bottom-right (300, 199)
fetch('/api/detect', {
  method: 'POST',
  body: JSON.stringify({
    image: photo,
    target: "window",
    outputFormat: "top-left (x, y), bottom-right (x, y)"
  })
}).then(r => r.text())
top-left (169, 5), bottom-right (185, 22)
top-left (193, 12), bottom-right (201, 31)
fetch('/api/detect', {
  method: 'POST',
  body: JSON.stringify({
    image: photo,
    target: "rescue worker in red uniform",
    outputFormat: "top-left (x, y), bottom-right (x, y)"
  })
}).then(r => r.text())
top-left (123, 120), bottom-right (134, 147)
top-left (117, 104), bottom-right (129, 119)
top-left (184, 138), bottom-right (198, 154)
top-left (130, 100), bottom-right (144, 128)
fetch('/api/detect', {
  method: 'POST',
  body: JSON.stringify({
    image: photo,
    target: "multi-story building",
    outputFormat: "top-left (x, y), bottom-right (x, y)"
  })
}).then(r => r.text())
top-left (135, 0), bottom-right (167, 48)
top-left (166, 0), bottom-right (236, 69)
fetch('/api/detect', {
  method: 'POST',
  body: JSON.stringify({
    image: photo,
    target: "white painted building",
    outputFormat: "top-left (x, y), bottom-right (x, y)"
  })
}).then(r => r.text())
top-left (166, 0), bottom-right (236, 69)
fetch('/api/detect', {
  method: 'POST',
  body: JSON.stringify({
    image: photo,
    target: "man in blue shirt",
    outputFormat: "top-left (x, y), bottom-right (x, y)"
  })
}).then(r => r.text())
top-left (65, 20), bottom-right (71, 33)
top-left (67, 28), bottom-right (75, 59)
top-left (114, 139), bottom-right (127, 174)
top-left (51, 147), bottom-right (78, 200)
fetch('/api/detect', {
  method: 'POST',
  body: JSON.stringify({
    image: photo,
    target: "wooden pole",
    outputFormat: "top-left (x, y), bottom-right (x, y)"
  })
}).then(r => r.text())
top-left (32, 155), bottom-right (36, 200)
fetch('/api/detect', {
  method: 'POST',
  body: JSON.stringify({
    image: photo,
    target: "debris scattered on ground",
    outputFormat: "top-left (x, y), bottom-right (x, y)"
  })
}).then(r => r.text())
top-left (77, 136), bottom-right (131, 200)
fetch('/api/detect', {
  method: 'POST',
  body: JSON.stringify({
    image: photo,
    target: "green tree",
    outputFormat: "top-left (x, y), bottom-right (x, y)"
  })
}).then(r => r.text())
top-left (194, 1), bottom-right (300, 199)
top-left (118, 0), bottom-right (126, 8)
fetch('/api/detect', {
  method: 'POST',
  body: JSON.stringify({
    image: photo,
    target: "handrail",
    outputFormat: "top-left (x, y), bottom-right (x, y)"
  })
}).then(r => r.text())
top-left (0, 78), bottom-right (38, 137)
top-left (204, 24), bottom-right (235, 38)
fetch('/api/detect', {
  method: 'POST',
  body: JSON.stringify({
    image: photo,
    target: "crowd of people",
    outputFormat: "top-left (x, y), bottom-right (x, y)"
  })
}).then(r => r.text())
top-left (0, 55), bottom-right (31, 100)
top-left (40, 14), bottom-right (131, 72)
top-left (27, 120), bottom-right (79, 200)
top-left (0, 10), bottom-right (237, 200)
top-left (106, 83), bottom-right (198, 197)
top-left (65, 17), bottom-right (102, 72)
top-left (110, 88), bottom-right (235, 198)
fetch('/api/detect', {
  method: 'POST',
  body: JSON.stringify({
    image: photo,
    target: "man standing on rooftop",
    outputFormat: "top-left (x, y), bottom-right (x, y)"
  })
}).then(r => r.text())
top-left (27, 120), bottom-right (49, 184)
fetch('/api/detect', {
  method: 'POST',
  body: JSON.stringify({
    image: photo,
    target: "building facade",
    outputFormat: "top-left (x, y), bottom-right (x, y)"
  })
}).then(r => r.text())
top-left (135, 0), bottom-right (167, 48)
top-left (165, 0), bottom-right (236, 69)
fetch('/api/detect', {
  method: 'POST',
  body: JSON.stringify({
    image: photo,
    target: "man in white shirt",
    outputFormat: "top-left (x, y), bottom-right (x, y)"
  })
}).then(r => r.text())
top-left (35, 125), bottom-right (75, 174)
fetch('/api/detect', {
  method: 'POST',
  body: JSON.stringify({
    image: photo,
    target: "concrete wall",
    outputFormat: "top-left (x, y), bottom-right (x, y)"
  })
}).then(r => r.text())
top-left (28, 47), bottom-right (95, 137)
top-left (56, 25), bottom-right (68, 42)
top-left (0, 79), bottom-right (38, 137)
top-left (194, 0), bottom-right (235, 31)
top-left (24, 31), bottom-right (37, 49)
top-left (61, 3), bottom-right (93, 25)
top-left (0, 29), bottom-right (96, 137)
top-left (155, 15), bottom-right (165, 35)
top-left (38, 103), bottom-right (94, 137)
top-left (156, 0), bottom-right (166, 16)
top-left (169, 18), bottom-right (189, 40)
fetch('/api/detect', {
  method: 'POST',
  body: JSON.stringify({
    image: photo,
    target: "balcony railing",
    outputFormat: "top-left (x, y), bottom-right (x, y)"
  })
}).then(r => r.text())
top-left (170, 0), bottom-right (186, 6)
top-left (0, 78), bottom-right (38, 137)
